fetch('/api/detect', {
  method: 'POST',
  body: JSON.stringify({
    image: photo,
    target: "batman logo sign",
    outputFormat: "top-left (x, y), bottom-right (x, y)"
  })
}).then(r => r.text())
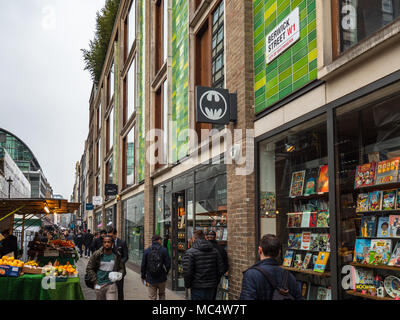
top-left (199, 90), bottom-right (228, 121)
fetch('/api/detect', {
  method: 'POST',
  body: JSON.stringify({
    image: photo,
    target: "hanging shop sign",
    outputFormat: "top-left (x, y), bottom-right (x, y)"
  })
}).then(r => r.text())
top-left (86, 203), bottom-right (94, 211)
top-left (105, 184), bottom-right (118, 196)
top-left (195, 86), bottom-right (237, 125)
top-left (266, 7), bottom-right (300, 64)
top-left (92, 196), bottom-right (103, 206)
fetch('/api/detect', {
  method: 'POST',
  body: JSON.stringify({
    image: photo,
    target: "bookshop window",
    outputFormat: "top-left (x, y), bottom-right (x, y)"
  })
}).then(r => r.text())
top-left (336, 0), bottom-right (400, 53)
top-left (335, 93), bottom-right (400, 300)
top-left (258, 114), bottom-right (332, 300)
top-left (155, 182), bottom-right (172, 256)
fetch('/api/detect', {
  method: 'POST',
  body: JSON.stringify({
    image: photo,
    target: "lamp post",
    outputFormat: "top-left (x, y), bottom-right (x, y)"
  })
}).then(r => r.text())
top-left (6, 177), bottom-right (13, 198)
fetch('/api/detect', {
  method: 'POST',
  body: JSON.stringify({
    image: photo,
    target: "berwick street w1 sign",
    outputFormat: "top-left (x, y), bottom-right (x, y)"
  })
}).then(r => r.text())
top-left (266, 7), bottom-right (300, 64)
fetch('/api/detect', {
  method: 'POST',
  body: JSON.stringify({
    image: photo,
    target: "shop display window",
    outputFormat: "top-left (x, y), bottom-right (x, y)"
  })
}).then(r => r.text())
top-left (124, 193), bottom-right (145, 266)
top-left (259, 115), bottom-right (332, 300)
top-left (335, 93), bottom-right (400, 300)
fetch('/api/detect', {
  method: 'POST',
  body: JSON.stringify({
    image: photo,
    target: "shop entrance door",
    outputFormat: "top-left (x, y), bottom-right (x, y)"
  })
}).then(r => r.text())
top-left (171, 191), bottom-right (186, 291)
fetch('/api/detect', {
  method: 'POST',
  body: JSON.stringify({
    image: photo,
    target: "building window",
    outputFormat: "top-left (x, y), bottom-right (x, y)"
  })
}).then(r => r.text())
top-left (124, 126), bottom-right (135, 187)
top-left (97, 139), bottom-right (101, 170)
top-left (128, 0), bottom-right (136, 55)
top-left (96, 175), bottom-right (100, 196)
top-left (124, 59), bottom-right (136, 124)
top-left (107, 107), bottom-right (114, 152)
top-left (155, 0), bottom-right (168, 71)
top-left (155, 80), bottom-right (168, 167)
top-left (108, 61), bottom-right (115, 103)
top-left (195, 0), bottom-right (225, 138)
top-left (334, 0), bottom-right (400, 55)
top-left (106, 157), bottom-right (113, 184)
top-left (97, 102), bottom-right (101, 132)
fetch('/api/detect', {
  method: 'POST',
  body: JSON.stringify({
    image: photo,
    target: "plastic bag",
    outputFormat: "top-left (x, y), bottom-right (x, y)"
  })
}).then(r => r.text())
top-left (108, 271), bottom-right (123, 282)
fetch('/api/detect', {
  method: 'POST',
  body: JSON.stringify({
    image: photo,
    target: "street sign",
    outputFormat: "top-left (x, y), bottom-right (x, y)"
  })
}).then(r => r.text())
top-left (92, 196), bottom-right (103, 206)
top-left (105, 184), bottom-right (118, 196)
top-left (86, 203), bottom-right (94, 211)
top-left (195, 86), bottom-right (237, 125)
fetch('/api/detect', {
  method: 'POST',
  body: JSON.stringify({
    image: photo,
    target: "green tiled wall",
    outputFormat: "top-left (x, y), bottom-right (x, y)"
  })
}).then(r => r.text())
top-left (254, 0), bottom-right (317, 114)
top-left (171, 0), bottom-right (189, 163)
top-left (137, 0), bottom-right (145, 182)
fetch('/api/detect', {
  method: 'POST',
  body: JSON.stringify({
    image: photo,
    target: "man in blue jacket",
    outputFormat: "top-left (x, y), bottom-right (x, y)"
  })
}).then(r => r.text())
top-left (141, 234), bottom-right (171, 300)
top-left (240, 234), bottom-right (302, 300)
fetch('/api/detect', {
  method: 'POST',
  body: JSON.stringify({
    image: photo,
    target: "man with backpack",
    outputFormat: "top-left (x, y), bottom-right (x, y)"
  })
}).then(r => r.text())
top-left (141, 234), bottom-right (171, 300)
top-left (240, 234), bottom-right (302, 300)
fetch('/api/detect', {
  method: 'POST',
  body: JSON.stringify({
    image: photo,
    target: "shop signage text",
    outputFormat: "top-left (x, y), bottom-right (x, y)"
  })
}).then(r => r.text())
top-left (105, 184), bottom-right (118, 196)
top-left (86, 203), bottom-right (94, 211)
top-left (266, 7), bottom-right (300, 64)
top-left (92, 196), bottom-right (103, 206)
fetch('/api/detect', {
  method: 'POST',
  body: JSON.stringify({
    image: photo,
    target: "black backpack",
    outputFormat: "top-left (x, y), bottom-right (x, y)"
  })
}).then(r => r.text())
top-left (147, 245), bottom-right (163, 278)
top-left (253, 267), bottom-right (295, 300)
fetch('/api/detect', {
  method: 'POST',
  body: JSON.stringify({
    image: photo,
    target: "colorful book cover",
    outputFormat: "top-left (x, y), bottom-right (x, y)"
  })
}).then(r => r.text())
top-left (289, 170), bottom-right (306, 197)
top-left (310, 233), bottom-right (319, 251)
top-left (313, 252), bottom-right (330, 273)
top-left (354, 239), bottom-right (371, 264)
top-left (287, 233), bottom-right (295, 247)
top-left (301, 211), bottom-right (311, 228)
top-left (291, 233), bottom-right (302, 249)
top-left (389, 215), bottom-right (400, 238)
top-left (301, 232), bottom-right (311, 250)
top-left (293, 254), bottom-right (303, 268)
top-left (397, 189), bottom-right (400, 210)
top-left (316, 210), bottom-right (329, 228)
top-left (260, 191), bottom-right (276, 214)
top-left (369, 239), bottom-right (392, 265)
top-left (354, 162), bottom-right (376, 189)
top-left (316, 287), bottom-right (331, 300)
top-left (303, 168), bottom-right (319, 196)
top-left (388, 242), bottom-right (400, 266)
top-left (368, 191), bottom-right (382, 211)
top-left (311, 254), bottom-right (319, 269)
top-left (317, 165), bottom-right (329, 193)
top-left (382, 189), bottom-right (396, 211)
top-left (301, 252), bottom-right (313, 270)
top-left (318, 233), bottom-right (330, 252)
top-left (375, 158), bottom-right (400, 185)
top-left (351, 267), bottom-right (374, 291)
top-left (356, 193), bottom-right (369, 212)
top-left (282, 250), bottom-right (294, 267)
top-left (293, 212), bottom-right (303, 228)
top-left (287, 213), bottom-right (295, 228)
top-left (359, 215), bottom-right (376, 238)
top-left (309, 211), bottom-right (318, 227)
top-left (377, 217), bottom-right (390, 238)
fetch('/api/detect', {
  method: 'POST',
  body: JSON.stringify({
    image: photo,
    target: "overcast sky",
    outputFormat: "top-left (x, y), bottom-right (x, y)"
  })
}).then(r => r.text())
top-left (0, 0), bottom-right (105, 199)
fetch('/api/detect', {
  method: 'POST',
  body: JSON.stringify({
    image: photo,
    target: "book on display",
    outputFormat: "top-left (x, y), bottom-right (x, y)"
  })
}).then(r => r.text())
top-left (289, 170), bottom-right (306, 197)
top-left (354, 162), bottom-right (376, 188)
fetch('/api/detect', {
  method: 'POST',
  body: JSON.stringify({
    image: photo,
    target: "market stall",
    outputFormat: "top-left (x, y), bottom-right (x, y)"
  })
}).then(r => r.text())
top-left (0, 198), bottom-right (83, 300)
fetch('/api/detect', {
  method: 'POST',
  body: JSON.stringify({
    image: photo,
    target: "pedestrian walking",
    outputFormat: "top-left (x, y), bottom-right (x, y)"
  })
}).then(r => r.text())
top-left (240, 234), bottom-right (302, 300)
top-left (91, 229), bottom-right (106, 252)
top-left (74, 229), bottom-right (84, 257)
top-left (206, 230), bottom-right (229, 299)
top-left (83, 229), bottom-right (94, 258)
top-left (106, 227), bottom-right (129, 300)
top-left (141, 234), bottom-right (171, 300)
top-left (0, 229), bottom-right (18, 258)
top-left (183, 230), bottom-right (224, 300)
top-left (86, 235), bottom-right (125, 300)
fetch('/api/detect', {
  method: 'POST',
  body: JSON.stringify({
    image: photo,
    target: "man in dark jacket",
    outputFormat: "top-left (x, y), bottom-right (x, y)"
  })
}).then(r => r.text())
top-left (107, 227), bottom-right (129, 300)
top-left (74, 229), bottom-right (84, 257)
top-left (91, 229), bottom-right (106, 252)
top-left (0, 229), bottom-right (18, 258)
top-left (86, 235), bottom-right (126, 300)
top-left (240, 234), bottom-right (302, 300)
top-left (83, 229), bottom-right (94, 258)
top-left (206, 230), bottom-right (229, 299)
top-left (184, 229), bottom-right (225, 300)
top-left (141, 234), bottom-right (171, 300)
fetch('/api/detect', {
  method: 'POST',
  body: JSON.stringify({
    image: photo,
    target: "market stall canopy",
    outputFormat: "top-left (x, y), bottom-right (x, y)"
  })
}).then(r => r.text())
top-left (0, 198), bottom-right (80, 221)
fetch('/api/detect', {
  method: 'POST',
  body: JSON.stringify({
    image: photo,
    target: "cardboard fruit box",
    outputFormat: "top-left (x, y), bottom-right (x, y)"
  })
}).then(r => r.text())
top-left (0, 265), bottom-right (22, 277)
top-left (22, 265), bottom-right (43, 274)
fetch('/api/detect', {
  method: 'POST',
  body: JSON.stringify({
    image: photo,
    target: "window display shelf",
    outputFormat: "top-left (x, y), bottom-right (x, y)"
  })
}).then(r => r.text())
top-left (289, 193), bottom-right (329, 200)
top-left (281, 266), bottom-right (331, 277)
top-left (345, 290), bottom-right (394, 301)
top-left (356, 182), bottom-right (400, 193)
top-left (356, 210), bottom-right (400, 214)
top-left (350, 262), bottom-right (400, 272)
top-left (287, 227), bottom-right (330, 229)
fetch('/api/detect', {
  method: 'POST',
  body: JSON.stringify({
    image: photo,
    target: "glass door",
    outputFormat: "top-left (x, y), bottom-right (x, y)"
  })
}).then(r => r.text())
top-left (172, 191), bottom-right (186, 291)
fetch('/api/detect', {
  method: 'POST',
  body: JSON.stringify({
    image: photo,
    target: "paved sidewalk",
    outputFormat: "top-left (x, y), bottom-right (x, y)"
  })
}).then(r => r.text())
top-left (76, 256), bottom-right (185, 300)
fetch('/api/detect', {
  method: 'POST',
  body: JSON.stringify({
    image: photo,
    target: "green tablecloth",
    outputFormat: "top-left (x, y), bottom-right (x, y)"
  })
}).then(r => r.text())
top-left (0, 273), bottom-right (84, 300)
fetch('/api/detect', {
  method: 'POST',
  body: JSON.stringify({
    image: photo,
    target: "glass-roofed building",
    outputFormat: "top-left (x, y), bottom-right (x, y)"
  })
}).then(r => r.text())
top-left (0, 128), bottom-right (53, 198)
